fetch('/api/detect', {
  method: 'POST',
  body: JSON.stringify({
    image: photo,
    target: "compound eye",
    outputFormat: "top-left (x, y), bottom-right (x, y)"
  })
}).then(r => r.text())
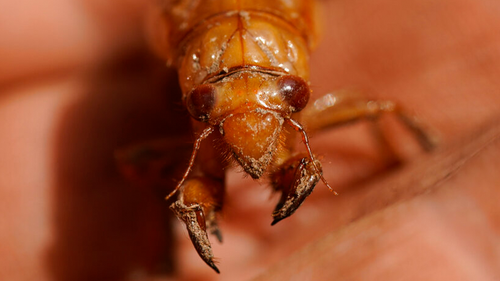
top-left (278, 75), bottom-right (310, 112)
top-left (186, 84), bottom-right (216, 122)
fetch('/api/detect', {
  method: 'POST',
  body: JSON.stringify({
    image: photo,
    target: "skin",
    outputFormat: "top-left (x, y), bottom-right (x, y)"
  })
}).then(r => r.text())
top-left (1, 0), bottom-right (500, 280)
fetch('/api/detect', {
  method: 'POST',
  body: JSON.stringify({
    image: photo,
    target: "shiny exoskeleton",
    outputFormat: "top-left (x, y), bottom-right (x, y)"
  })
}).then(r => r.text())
top-left (149, 0), bottom-right (435, 273)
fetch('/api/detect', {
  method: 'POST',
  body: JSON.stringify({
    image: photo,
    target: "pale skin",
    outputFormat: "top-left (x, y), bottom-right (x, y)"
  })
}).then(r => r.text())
top-left (1, 1), bottom-right (500, 281)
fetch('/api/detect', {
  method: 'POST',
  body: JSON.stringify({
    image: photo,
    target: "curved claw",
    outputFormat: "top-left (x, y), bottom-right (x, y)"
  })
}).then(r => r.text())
top-left (271, 158), bottom-right (321, 225)
top-left (208, 219), bottom-right (223, 243)
top-left (170, 201), bottom-right (220, 273)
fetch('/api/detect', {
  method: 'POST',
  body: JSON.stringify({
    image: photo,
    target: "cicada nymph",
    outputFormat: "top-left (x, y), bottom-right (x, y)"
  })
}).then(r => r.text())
top-left (146, 0), bottom-right (435, 273)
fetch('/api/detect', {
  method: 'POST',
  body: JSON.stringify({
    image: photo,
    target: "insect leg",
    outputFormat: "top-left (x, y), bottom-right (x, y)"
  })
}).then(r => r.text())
top-left (169, 127), bottom-right (225, 273)
top-left (270, 153), bottom-right (323, 225)
top-left (170, 177), bottom-right (224, 273)
top-left (270, 118), bottom-right (338, 225)
top-left (300, 90), bottom-right (437, 151)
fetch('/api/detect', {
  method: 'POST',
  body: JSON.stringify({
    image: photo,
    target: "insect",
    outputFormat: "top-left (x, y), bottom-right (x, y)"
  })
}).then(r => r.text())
top-left (137, 0), bottom-right (436, 273)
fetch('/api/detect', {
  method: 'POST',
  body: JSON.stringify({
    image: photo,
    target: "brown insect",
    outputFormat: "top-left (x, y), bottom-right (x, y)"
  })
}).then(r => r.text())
top-left (138, 0), bottom-right (436, 273)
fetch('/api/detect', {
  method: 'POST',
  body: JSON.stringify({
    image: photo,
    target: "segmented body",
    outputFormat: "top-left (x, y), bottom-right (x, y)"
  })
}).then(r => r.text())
top-left (161, 0), bottom-right (319, 97)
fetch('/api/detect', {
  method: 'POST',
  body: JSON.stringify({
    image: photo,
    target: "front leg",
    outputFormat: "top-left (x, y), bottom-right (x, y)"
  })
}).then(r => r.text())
top-left (270, 153), bottom-right (322, 225)
top-left (269, 118), bottom-right (336, 226)
top-left (170, 177), bottom-right (223, 273)
top-left (170, 126), bottom-right (225, 273)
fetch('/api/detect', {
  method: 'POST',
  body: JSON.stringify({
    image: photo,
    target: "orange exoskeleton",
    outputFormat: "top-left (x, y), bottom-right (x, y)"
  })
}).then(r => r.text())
top-left (147, 0), bottom-right (435, 273)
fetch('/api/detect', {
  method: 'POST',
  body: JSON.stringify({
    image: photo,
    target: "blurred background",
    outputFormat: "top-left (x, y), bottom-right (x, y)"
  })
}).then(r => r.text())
top-left (1, 0), bottom-right (500, 280)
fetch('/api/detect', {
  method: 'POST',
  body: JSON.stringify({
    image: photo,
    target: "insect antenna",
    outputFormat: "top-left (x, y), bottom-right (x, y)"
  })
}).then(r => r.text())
top-left (285, 118), bottom-right (338, 195)
top-left (165, 126), bottom-right (215, 200)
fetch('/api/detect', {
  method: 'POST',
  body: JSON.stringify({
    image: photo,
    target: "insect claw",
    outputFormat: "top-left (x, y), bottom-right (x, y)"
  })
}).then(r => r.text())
top-left (271, 217), bottom-right (284, 226)
top-left (170, 200), bottom-right (220, 273)
top-left (211, 226), bottom-right (223, 243)
top-left (206, 211), bottom-right (223, 243)
top-left (271, 158), bottom-right (321, 225)
top-left (208, 261), bottom-right (220, 274)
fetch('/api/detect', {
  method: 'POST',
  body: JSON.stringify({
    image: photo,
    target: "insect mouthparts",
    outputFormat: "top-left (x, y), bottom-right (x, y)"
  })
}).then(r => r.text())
top-left (222, 109), bottom-right (283, 178)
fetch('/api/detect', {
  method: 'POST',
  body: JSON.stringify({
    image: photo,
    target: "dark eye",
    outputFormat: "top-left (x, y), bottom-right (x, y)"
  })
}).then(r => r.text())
top-left (278, 75), bottom-right (310, 112)
top-left (186, 84), bottom-right (216, 121)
